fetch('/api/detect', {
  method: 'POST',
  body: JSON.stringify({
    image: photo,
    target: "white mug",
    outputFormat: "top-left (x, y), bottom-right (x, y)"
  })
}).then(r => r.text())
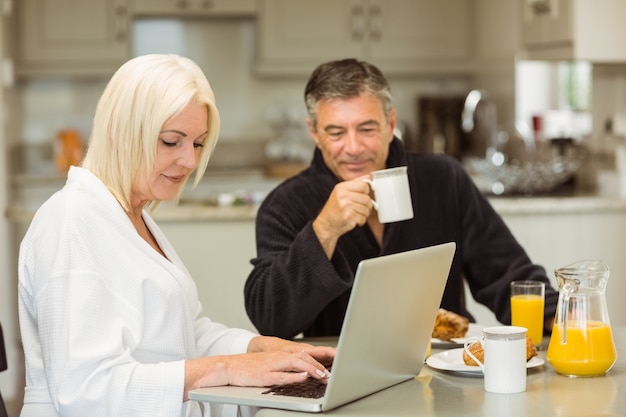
top-left (363, 166), bottom-right (414, 223)
top-left (463, 326), bottom-right (528, 394)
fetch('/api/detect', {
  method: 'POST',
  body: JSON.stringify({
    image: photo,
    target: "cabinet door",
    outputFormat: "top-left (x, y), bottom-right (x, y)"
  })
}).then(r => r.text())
top-left (133, 0), bottom-right (256, 17)
top-left (256, 0), bottom-right (473, 76)
top-left (17, 0), bottom-right (130, 77)
top-left (368, 0), bottom-right (471, 72)
top-left (158, 220), bottom-right (258, 332)
top-left (256, 0), bottom-right (364, 75)
top-left (521, 0), bottom-right (571, 47)
top-left (520, 0), bottom-right (626, 61)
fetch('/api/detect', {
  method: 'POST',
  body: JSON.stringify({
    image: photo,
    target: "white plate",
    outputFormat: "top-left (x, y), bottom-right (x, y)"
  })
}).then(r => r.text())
top-left (426, 348), bottom-right (545, 377)
top-left (431, 323), bottom-right (486, 349)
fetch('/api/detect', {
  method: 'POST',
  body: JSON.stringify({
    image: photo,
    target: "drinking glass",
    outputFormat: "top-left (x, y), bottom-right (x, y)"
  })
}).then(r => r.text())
top-left (510, 280), bottom-right (545, 347)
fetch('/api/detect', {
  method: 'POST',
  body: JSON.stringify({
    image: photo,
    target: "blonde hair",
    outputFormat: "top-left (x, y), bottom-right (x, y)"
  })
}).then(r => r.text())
top-left (82, 54), bottom-right (220, 211)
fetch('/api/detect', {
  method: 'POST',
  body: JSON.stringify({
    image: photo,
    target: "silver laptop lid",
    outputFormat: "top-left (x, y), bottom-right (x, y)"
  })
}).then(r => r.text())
top-left (189, 242), bottom-right (456, 413)
top-left (322, 242), bottom-right (456, 411)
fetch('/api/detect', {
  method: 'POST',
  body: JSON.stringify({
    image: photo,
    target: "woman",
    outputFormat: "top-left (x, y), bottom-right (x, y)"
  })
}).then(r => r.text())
top-left (17, 54), bottom-right (334, 417)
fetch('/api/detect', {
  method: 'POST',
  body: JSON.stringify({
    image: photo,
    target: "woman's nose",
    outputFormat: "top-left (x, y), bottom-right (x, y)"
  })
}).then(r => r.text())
top-left (178, 143), bottom-right (198, 169)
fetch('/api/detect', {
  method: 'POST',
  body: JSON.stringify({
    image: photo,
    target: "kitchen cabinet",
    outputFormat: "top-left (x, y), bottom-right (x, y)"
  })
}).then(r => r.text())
top-left (255, 0), bottom-right (473, 76)
top-left (158, 219), bottom-right (258, 332)
top-left (132, 0), bottom-right (256, 18)
top-left (520, 0), bottom-right (626, 62)
top-left (466, 197), bottom-right (626, 328)
top-left (15, 0), bottom-right (131, 77)
top-left (157, 196), bottom-right (626, 333)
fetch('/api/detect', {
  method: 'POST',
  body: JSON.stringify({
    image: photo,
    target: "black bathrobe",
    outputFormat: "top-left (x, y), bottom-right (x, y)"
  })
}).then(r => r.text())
top-left (244, 138), bottom-right (558, 339)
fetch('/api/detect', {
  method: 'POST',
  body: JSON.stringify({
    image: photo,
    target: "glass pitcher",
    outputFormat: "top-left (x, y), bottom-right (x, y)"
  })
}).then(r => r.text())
top-left (546, 260), bottom-right (617, 377)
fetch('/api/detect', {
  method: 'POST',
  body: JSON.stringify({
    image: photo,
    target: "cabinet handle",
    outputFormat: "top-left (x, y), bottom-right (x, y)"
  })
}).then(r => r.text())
top-left (177, 0), bottom-right (189, 9)
top-left (369, 3), bottom-right (382, 41)
top-left (351, 4), bottom-right (365, 40)
top-left (115, 3), bottom-right (127, 15)
top-left (200, 0), bottom-right (214, 9)
top-left (115, 1), bottom-right (128, 41)
top-left (528, 0), bottom-right (551, 15)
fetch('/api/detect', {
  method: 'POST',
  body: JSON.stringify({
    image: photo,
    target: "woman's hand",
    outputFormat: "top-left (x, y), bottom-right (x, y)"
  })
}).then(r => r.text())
top-left (183, 336), bottom-right (335, 400)
top-left (243, 336), bottom-right (334, 382)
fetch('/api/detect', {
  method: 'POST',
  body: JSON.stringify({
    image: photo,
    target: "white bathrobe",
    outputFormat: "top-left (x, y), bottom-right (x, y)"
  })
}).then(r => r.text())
top-left (18, 166), bottom-right (256, 417)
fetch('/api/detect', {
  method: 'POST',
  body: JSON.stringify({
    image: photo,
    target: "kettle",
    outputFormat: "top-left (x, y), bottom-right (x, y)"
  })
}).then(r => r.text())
top-left (546, 260), bottom-right (617, 377)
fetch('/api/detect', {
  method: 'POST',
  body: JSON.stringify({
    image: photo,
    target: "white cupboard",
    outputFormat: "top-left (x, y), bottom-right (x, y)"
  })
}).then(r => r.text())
top-left (158, 220), bottom-right (258, 332)
top-left (158, 198), bottom-right (626, 335)
top-left (255, 0), bottom-right (473, 76)
top-left (132, 0), bottom-right (256, 18)
top-left (520, 0), bottom-right (626, 62)
top-left (467, 199), bottom-right (626, 328)
top-left (15, 0), bottom-right (131, 77)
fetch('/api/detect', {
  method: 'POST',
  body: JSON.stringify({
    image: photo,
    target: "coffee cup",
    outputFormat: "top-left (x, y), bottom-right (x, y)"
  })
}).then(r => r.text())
top-left (363, 166), bottom-right (414, 223)
top-left (464, 326), bottom-right (528, 394)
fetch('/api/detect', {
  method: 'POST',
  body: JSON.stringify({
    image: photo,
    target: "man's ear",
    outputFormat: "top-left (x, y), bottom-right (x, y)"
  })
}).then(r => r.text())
top-left (388, 108), bottom-right (397, 142)
top-left (307, 119), bottom-right (321, 147)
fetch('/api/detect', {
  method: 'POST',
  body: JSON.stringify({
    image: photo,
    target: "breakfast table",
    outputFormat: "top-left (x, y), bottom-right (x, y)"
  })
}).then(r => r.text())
top-left (254, 326), bottom-right (626, 417)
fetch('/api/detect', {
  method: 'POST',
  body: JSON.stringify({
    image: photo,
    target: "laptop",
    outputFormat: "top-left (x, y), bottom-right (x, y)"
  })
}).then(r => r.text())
top-left (189, 242), bottom-right (456, 413)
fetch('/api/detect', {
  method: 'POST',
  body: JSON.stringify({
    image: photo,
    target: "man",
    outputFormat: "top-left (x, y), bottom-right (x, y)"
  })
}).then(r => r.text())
top-left (244, 58), bottom-right (558, 339)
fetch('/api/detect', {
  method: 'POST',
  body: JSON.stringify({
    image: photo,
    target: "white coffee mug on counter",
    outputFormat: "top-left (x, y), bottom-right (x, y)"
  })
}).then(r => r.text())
top-left (363, 166), bottom-right (414, 223)
top-left (464, 326), bottom-right (528, 394)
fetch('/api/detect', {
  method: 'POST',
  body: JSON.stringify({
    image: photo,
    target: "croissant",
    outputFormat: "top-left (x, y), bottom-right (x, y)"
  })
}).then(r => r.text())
top-left (462, 336), bottom-right (538, 366)
top-left (432, 308), bottom-right (469, 341)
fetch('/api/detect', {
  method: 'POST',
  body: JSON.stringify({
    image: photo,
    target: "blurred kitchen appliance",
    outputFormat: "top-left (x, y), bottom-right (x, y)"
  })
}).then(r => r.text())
top-left (264, 104), bottom-right (313, 178)
top-left (461, 89), bottom-right (500, 161)
top-left (414, 95), bottom-right (469, 159)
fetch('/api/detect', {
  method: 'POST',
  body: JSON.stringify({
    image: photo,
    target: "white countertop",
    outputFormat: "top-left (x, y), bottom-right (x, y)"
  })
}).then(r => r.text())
top-left (6, 170), bottom-right (626, 223)
top-left (488, 193), bottom-right (626, 215)
top-left (7, 190), bottom-right (626, 224)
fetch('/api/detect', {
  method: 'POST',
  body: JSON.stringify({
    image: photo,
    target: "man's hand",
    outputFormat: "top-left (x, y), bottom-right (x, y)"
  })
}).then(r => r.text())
top-left (312, 176), bottom-right (373, 258)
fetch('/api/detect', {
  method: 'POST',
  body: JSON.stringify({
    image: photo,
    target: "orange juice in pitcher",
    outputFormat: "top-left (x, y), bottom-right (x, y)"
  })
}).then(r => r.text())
top-left (546, 260), bottom-right (617, 377)
top-left (547, 321), bottom-right (616, 377)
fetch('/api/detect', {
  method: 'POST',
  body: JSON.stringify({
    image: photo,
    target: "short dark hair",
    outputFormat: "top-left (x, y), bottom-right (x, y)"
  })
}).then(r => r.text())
top-left (304, 58), bottom-right (393, 131)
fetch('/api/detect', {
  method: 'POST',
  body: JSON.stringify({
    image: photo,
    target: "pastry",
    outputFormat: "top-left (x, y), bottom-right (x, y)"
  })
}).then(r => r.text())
top-left (432, 308), bottom-right (469, 341)
top-left (462, 336), bottom-right (538, 366)
top-left (462, 340), bottom-right (484, 366)
top-left (525, 335), bottom-right (538, 361)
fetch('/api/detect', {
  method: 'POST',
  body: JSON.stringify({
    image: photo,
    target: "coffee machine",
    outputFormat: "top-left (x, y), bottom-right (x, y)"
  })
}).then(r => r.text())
top-left (413, 95), bottom-right (470, 160)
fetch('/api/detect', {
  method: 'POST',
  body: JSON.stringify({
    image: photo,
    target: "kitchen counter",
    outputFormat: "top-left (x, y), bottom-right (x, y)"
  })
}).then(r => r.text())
top-left (6, 187), bottom-right (626, 224)
top-left (488, 193), bottom-right (626, 215)
top-left (156, 192), bottom-right (626, 222)
top-left (7, 164), bottom-right (626, 223)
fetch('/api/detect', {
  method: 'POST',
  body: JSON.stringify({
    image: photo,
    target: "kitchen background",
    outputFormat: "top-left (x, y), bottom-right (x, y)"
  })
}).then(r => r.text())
top-left (3, 1), bottom-right (626, 415)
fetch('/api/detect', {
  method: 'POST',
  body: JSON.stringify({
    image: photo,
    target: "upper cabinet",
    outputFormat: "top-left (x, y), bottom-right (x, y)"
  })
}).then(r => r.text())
top-left (16, 0), bottom-right (131, 77)
top-left (520, 0), bottom-right (626, 62)
top-left (132, 0), bottom-right (256, 18)
top-left (255, 0), bottom-right (473, 76)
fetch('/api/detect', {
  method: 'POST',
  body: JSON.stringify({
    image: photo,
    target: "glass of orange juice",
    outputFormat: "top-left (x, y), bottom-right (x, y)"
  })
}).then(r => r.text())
top-left (510, 280), bottom-right (545, 347)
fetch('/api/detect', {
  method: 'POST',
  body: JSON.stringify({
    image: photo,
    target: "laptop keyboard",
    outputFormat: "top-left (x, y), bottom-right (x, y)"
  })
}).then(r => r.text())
top-left (262, 377), bottom-right (327, 399)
